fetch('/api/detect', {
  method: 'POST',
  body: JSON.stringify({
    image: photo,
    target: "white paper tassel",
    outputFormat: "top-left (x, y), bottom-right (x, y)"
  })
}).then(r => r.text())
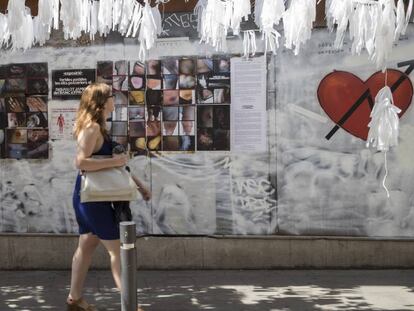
top-left (11, 7), bottom-right (34, 50)
top-left (283, 0), bottom-right (316, 55)
top-left (367, 85), bottom-right (400, 198)
top-left (371, 0), bottom-right (396, 70)
top-left (98, 0), bottom-right (113, 36)
top-left (198, 0), bottom-right (229, 51)
top-left (7, 0), bottom-right (26, 33)
top-left (349, 1), bottom-right (379, 57)
top-left (230, 0), bottom-right (251, 35)
top-left (326, 0), bottom-right (353, 49)
top-left (0, 13), bottom-right (10, 48)
top-left (125, 2), bottom-right (143, 37)
top-left (60, 0), bottom-right (92, 40)
top-left (367, 85), bottom-right (401, 152)
top-left (90, 1), bottom-right (99, 40)
top-left (395, 0), bottom-right (406, 40)
top-left (194, 0), bottom-right (208, 34)
top-left (138, 1), bottom-right (160, 61)
top-left (243, 30), bottom-right (256, 58)
top-left (118, 0), bottom-right (136, 35)
top-left (257, 0), bottom-right (285, 54)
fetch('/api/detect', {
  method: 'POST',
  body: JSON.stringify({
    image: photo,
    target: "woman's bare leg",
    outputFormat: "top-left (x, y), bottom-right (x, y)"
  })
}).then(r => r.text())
top-left (68, 233), bottom-right (100, 301)
top-left (100, 239), bottom-right (122, 290)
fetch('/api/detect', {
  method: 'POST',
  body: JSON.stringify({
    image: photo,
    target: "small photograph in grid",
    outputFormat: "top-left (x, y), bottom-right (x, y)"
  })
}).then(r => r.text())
top-left (179, 105), bottom-right (195, 121)
top-left (8, 64), bottom-right (27, 78)
top-left (196, 74), bottom-right (210, 89)
top-left (146, 90), bottom-right (162, 106)
top-left (179, 75), bottom-right (196, 89)
top-left (6, 97), bottom-right (28, 112)
top-left (197, 128), bottom-right (213, 151)
top-left (26, 96), bottom-right (48, 112)
top-left (213, 129), bottom-right (230, 150)
top-left (111, 121), bottom-right (128, 136)
top-left (213, 105), bottom-right (230, 130)
top-left (213, 57), bottom-right (230, 74)
top-left (129, 91), bottom-right (145, 105)
top-left (130, 61), bottom-right (145, 75)
top-left (114, 91), bottom-right (128, 106)
top-left (180, 135), bottom-right (195, 152)
top-left (113, 76), bottom-right (128, 91)
top-left (0, 98), bottom-right (5, 112)
top-left (207, 75), bottom-right (230, 89)
top-left (147, 135), bottom-right (161, 151)
top-left (197, 88), bottom-right (214, 104)
top-left (129, 121), bottom-right (146, 137)
top-left (27, 112), bottom-right (48, 128)
top-left (147, 106), bottom-right (161, 122)
top-left (146, 60), bottom-right (161, 76)
top-left (27, 63), bottom-right (48, 77)
top-left (179, 120), bottom-right (195, 136)
top-left (8, 113), bottom-right (26, 128)
top-left (147, 121), bottom-right (161, 137)
top-left (0, 65), bottom-right (7, 78)
top-left (0, 129), bottom-right (4, 158)
top-left (0, 79), bottom-right (5, 95)
top-left (163, 121), bottom-right (178, 136)
top-left (163, 75), bottom-right (179, 90)
top-left (129, 136), bottom-right (146, 153)
top-left (4, 79), bottom-right (26, 93)
top-left (112, 105), bottom-right (128, 121)
top-left (0, 113), bottom-right (5, 128)
top-left (162, 59), bottom-right (179, 75)
top-left (27, 78), bottom-right (48, 95)
top-left (179, 90), bottom-right (195, 105)
top-left (214, 88), bottom-right (231, 104)
top-left (163, 136), bottom-right (180, 151)
top-left (162, 106), bottom-right (179, 121)
top-left (197, 58), bottom-right (213, 74)
top-left (7, 143), bottom-right (28, 159)
top-left (27, 129), bottom-right (49, 158)
top-left (129, 76), bottom-right (145, 91)
top-left (163, 90), bottom-right (179, 106)
top-left (197, 106), bottom-right (213, 128)
top-left (179, 58), bottom-right (196, 75)
top-left (114, 60), bottom-right (128, 75)
top-left (112, 136), bottom-right (128, 150)
top-left (128, 106), bottom-right (145, 121)
top-left (7, 128), bottom-right (28, 144)
top-left (97, 61), bottom-right (113, 84)
top-left (147, 77), bottom-right (162, 90)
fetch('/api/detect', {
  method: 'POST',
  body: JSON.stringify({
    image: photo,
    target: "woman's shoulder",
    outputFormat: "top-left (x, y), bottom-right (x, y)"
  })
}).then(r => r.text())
top-left (79, 122), bottom-right (101, 138)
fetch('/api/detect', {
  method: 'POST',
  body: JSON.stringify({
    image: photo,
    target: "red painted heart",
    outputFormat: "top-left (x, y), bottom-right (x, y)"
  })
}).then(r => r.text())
top-left (317, 69), bottom-right (413, 140)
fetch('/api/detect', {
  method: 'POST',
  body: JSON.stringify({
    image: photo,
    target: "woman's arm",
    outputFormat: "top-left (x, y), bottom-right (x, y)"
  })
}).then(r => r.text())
top-left (75, 123), bottom-right (128, 171)
top-left (131, 174), bottom-right (151, 201)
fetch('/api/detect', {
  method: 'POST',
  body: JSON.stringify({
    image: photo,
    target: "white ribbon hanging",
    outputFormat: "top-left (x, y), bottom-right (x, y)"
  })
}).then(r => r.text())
top-left (118, 0), bottom-right (136, 35)
top-left (230, 0), bottom-right (251, 36)
top-left (325, 0), bottom-right (353, 49)
top-left (371, 0), bottom-right (396, 71)
top-left (243, 30), bottom-right (256, 58)
top-left (283, 0), bottom-right (317, 55)
top-left (367, 85), bottom-right (401, 198)
top-left (0, 13), bottom-right (10, 48)
top-left (255, 0), bottom-right (284, 54)
top-left (138, 1), bottom-right (160, 61)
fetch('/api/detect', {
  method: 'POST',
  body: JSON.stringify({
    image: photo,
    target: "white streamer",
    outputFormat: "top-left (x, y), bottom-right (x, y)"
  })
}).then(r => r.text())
top-left (243, 30), bottom-right (256, 58)
top-left (326, 0), bottom-right (353, 49)
top-left (283, 0), bottom-right (316, 55)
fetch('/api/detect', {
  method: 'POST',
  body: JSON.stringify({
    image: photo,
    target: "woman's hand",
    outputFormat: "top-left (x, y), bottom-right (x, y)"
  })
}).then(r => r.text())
top-left (112, 153), bottom-right (129, 167)
top-left (139, 187), bottom-right (152, 201)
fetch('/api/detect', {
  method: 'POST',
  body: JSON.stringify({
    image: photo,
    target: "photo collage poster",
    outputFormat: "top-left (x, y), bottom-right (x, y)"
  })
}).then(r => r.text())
top-left (0, 63), bottom-right (49, 159)
top-left (96, 56), bottom-right (231, 154)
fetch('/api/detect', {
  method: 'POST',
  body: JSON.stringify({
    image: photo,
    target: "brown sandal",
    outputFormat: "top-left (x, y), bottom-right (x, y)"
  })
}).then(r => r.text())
top-left (66, 297), bottom-right (97, 311)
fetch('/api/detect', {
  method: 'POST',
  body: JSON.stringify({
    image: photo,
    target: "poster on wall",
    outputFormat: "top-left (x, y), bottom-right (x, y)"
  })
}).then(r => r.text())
top-left (0, 63), bottom-right (49, 159)
top-left (230, 56), bottom-right (267, 153)
top-left (49, 100), bottom-right (78, 140)
top-left (52, 69), bottom-right (95, 99)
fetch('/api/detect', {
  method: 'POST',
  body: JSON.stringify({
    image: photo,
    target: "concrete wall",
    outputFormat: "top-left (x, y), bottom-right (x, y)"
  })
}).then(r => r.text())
top-left (2, 235), bottom-right (414, 270)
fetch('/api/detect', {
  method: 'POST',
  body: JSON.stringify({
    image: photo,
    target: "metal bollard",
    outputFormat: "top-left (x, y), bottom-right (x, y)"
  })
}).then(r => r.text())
top-left (120, 221), bottom-right (137, 311)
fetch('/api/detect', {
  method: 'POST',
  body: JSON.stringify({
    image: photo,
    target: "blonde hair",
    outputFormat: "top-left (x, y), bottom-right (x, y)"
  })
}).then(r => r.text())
top-left (74, 83), bottom-right (111, 138)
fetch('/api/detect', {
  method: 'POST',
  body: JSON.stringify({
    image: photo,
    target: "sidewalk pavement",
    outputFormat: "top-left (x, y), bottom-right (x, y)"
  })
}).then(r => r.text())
top-left (1, 270), bottom-right (414, 311)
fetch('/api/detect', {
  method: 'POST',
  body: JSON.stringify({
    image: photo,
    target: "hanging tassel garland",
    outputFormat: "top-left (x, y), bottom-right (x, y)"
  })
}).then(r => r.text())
top-left (325, 0), bottom-right (353, 49)
top-left (243, 30), bottom-right (256, 58)
top-left (283, 0), bottom-right (316, 55)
